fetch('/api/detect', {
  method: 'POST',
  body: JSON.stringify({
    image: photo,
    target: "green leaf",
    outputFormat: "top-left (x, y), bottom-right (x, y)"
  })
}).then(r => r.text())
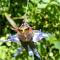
top-left (54, 41), bottom-right (60, 49)
top-left (37, 3), bottom-right (47, 8)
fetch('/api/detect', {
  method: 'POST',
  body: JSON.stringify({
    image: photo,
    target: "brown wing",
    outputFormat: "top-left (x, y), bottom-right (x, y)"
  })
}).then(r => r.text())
top-left (5, 13), bottom-right (18, 29)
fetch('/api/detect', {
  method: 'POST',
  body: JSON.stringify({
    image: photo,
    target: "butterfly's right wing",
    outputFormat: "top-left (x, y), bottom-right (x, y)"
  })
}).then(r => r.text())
top-left (32, 30), bottom-right (50, 42)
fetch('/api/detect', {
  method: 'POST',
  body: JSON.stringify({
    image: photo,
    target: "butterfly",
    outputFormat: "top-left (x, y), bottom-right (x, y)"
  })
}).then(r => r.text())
top-left (0, 13), bottom-right (50, 60)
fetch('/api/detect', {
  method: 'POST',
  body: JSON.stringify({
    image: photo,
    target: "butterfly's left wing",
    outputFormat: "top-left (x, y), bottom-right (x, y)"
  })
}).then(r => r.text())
top-left (32, 30), bottom-right (50, 42)
top-left (0, 34), bottom-right (20, 44)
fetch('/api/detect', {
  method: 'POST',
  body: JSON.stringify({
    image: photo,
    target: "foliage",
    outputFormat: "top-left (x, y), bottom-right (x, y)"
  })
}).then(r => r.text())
top-left (0, 0), bottom-right (60, 60)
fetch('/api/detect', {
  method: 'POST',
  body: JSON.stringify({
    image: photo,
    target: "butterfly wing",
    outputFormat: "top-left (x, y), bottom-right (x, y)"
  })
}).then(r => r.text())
top-left (32, 30), bottom-right (50, 42)
top-left (5, 13), bottom-right (18, 30)
top-left (0, 34), bottom-right (20, 44)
